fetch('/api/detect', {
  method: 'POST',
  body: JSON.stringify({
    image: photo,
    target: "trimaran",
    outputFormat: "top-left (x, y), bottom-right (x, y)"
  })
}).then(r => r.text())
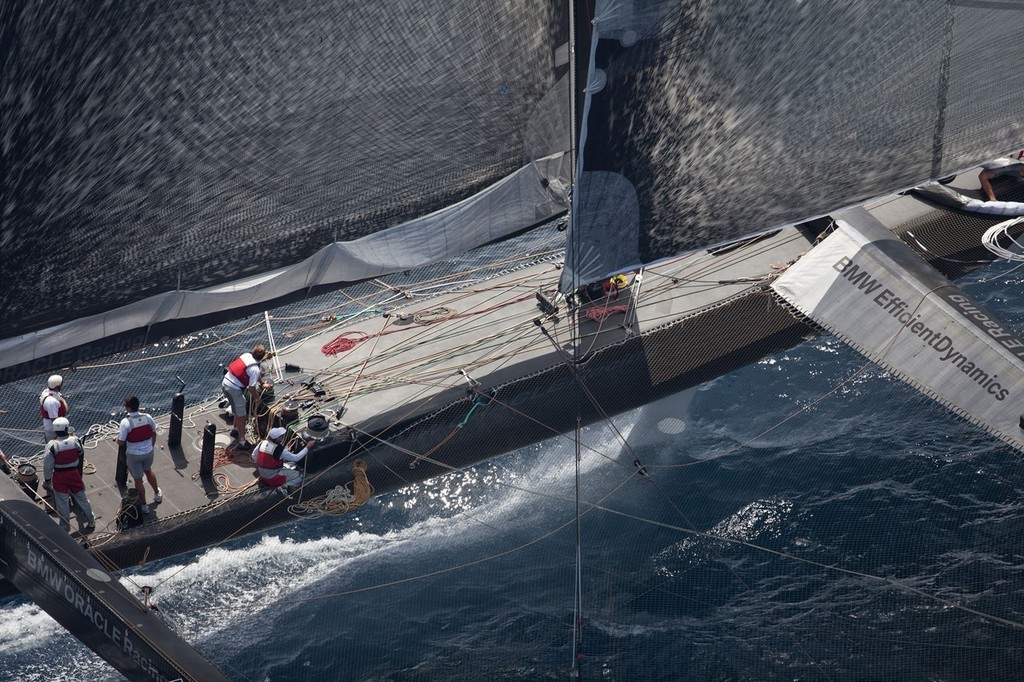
top-left (5, 0), bottom-right (1024, 678)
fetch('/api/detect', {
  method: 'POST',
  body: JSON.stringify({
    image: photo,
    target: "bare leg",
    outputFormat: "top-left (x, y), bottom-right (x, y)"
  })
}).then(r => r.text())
top-left (233, 415), bottom-right (247, 440)
top-left (980, 169), bottom-right (997, 202)
top-left (135, 477), bottom-right (147, 505)
top-left (145, 469), bottom-right (159, 496)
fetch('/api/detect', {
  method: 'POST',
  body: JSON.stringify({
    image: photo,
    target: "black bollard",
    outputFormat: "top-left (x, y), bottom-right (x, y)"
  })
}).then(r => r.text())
top-left (115, 441), bottom-right (128, 488)
top-left (200, 422), bottom-right (216, 480)
top-left (168, 391), bottom-right (185, 447)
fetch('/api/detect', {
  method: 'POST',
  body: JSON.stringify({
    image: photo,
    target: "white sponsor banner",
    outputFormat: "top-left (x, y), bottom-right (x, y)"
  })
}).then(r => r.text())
top-left (772, 208), bottom-right (1024, 452)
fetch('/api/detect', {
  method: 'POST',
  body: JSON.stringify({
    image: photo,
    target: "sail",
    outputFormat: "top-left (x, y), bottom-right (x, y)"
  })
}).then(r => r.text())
top-left (562, 0), bottom-right (1024, 290)
top-left (1, 1), bottom-right (569, 353)
top-left (0, 153), bottom-right (569, 382)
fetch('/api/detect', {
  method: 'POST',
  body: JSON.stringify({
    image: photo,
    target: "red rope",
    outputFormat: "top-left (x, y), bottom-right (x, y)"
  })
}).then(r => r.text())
top-left (321, 331), bottom-right (370, 356)
top-left (319, 294), bottom-right (536, 357)
top-left (585, 304), bottom-right (629, 322)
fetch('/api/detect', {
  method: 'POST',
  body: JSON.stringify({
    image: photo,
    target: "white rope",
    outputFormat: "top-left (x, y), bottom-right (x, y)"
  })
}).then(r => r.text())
top-left (982, 217), bottom-right (1024, 261)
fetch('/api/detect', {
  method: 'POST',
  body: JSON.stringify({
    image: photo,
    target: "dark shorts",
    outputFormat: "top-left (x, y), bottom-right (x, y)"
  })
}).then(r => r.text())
top-left (984, 161), bottom-right (1024, 178)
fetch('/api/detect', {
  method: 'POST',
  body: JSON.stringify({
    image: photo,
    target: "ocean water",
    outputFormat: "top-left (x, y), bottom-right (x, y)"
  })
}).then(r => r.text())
top-left (3, 261), bottom-right (1024, 681)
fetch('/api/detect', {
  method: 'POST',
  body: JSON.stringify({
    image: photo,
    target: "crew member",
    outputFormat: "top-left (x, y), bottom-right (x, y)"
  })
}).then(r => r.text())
top-left (115, 395), bottom-right (161, 515)
top-left (979, 159), bottom-right (1024, 201)
top-left (222, 344), bottom-right (271, 448)
top-left (43, 417), bottom-right (96, 534)
top-left (251, 426), bottom-right (314, 490)
top-left (40, 374), bottom-right (69, 442)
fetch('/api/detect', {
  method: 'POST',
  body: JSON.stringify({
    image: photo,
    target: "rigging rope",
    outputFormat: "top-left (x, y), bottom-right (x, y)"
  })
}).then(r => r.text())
top-left (148, 269), bottom-right (1024, 660)
top-left (321, 331), bottom-right (370, 356)
top-left (41, 223), bottom-right (1024, 675)
top-left (1, 244), bottom-right (570, 605)
top-left (592, 497), bottom-right (1024, 631)
top-left (120, 253), bottom-right (755, 591)
top-left (75, 319), bottom-right (266, 370)
top-left (287, 459), bottom-right (372, 518)
top-left (190, 446), bottom-right (258, 494)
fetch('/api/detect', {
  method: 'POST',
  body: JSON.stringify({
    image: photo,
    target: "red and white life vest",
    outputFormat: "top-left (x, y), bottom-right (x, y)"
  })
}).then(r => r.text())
top-left (227, 353), bottom-right (259, 387)
top-left (39, 389), bottom-right (68, 419)
top-left (254, 440), bottom-right (284, 471)
top-left (50, 437), bottom-right (82, 470)
top-left (125, 413), bottom-right (155, 443)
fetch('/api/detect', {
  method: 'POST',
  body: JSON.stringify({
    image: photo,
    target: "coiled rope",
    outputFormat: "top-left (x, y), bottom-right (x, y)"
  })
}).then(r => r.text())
top-left (584, 304), bottom-right (629, 322)
top-left (982, 217), bottom-right (1024, 261)
top-left (190, 445), bottom-right (258, 494)
top-left (321, 331), bottom-right (370, 356)
top-left (289, 460), bottom-right (372, 518)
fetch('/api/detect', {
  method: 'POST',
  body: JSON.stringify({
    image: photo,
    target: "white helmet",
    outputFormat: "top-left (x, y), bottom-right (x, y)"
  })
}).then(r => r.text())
top-left (47, 375), bottom-right (63, 389)
top-left (52, 417), bottom-right (70, 432)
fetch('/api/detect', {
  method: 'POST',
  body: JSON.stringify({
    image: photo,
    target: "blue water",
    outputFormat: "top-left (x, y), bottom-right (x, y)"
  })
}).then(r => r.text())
top-left (3, 262), bottom-right (1024, 681)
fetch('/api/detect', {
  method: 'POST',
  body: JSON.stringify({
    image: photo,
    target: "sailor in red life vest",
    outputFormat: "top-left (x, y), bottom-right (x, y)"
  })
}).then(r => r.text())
top-left (251, 426), bottom-right (315, 490)
top-left (114, 395), bottom-right (161, 514)
top-left (40, 374), bottom-right (69, 442)
top-left (221, 344), bottom-right (271, 448)
top-left (42, 417), bottom-right (96, 534)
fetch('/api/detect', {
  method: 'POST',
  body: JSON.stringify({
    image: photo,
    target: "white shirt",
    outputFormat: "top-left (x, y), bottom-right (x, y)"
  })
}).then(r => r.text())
top-left (222, 355), bottom-right (262, 391)
top-left (251, 440), bottom-right (311, 464)
top-left (118, 412), bottom-right (158, 456)
top-left (40, 390), bottom-right (66, 431)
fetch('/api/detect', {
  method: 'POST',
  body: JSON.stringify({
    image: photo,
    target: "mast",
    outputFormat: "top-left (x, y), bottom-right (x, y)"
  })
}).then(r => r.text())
top-left (568, 0), bottom-right (590, 676)
top-left (930, 0), bottom-right (956, 179)
top-left (568, 0), bottom-right (577, 190)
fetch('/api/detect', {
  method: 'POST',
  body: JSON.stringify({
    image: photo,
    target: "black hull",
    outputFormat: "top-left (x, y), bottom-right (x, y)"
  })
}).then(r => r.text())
top-left (0, 475), bottom-right (228, 680)
top-left (83, 288), bottom-right (810, 571)
top-left (0, 182), bottom-right (1015, 610)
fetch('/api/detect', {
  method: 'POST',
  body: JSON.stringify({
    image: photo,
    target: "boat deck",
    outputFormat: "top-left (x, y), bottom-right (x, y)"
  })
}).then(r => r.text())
top-left (18, 224), bottom-right (817, 564)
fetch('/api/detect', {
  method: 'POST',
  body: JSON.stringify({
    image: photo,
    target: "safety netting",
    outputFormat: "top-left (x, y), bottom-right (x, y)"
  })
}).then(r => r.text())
top-left (4, 0), bottom-right (1024, 679)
